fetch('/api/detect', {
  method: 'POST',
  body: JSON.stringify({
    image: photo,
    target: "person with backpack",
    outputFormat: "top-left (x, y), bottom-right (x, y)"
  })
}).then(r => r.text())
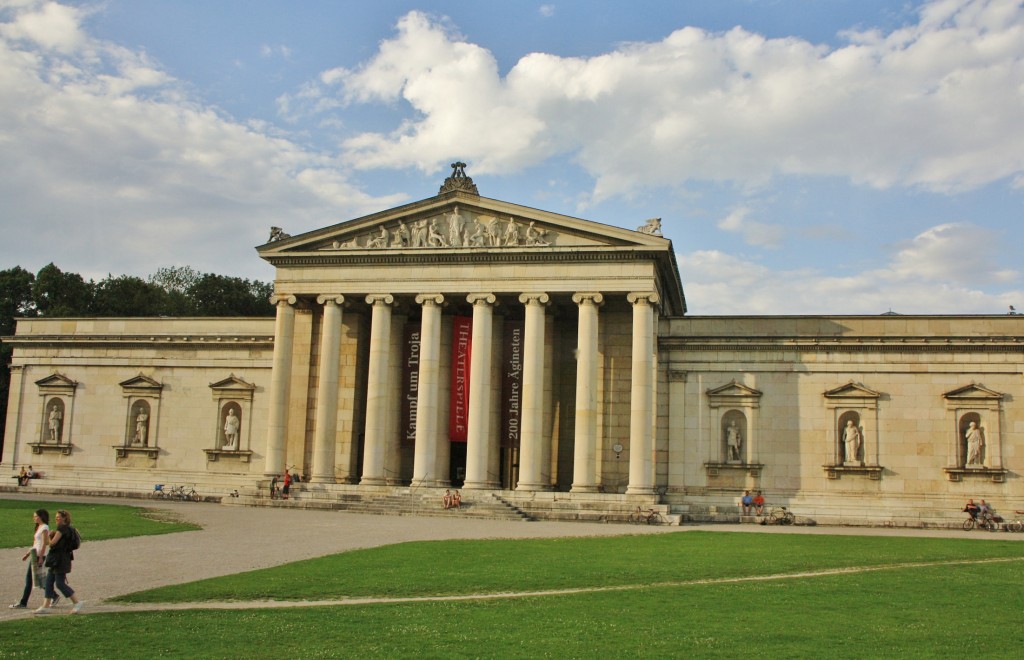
top-left (34, 509), bottom-right (84, 615)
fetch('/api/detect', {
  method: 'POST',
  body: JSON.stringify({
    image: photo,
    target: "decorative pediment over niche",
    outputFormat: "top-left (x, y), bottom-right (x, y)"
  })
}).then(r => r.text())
top-left (35, 372), bottom-right (77, 394)
top-left (706, 380), bottom-right (762, 408)
top-left (119, 373), bottom-right (162, 397)
top-left (824, 382), bottom-right (881, 399)
top-left (943, 383), bottom-right (1003, 401)
top-left (210, 374), bottom-right (256, 401)
top-left (707, 381), bottom-right (762, 398)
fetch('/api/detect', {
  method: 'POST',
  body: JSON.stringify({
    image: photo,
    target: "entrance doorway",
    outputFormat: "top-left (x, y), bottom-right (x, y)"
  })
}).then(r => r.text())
top-left (449, 442), bottom-right (466, 487)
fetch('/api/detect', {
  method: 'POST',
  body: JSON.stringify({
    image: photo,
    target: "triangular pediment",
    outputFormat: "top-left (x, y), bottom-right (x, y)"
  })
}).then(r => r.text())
top-left (943, 383), bottom-right (1003, 400)
top-left (209, 374), bottom-right (255, 392)
top-left (259, 192), bottom-right (670, 256)
top-left (824, 381), bottom-right (881, 399)
top-left (706, 380), bottom-right (763, 398)
top-left (35, 372), bottom-right (77, 391)
top-left (119, 373), bottom-right (162, 391)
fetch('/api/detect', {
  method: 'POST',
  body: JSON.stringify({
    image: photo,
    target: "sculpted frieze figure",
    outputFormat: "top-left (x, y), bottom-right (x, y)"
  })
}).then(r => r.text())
top-left (525, 221), bottom-right (550, 246)
top-left (637, 218), bottom-right (663, 235)
top-left (428, 218), bottom-right (447, 247)
top-left (134, 407), bottom-right (149, 446)
top-left (448, 206), bottom-right (465, 247)
top-left (327, 210), bottom-right (561, 250)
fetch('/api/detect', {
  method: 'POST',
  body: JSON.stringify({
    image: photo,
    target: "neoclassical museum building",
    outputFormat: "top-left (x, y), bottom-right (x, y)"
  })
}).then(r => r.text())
top-left (3, 166), bottom-right (1023, 526)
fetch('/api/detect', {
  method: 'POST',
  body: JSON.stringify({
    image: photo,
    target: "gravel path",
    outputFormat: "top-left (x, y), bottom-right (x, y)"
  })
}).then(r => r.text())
top-left (2, 492), bottom-right (1018, 620)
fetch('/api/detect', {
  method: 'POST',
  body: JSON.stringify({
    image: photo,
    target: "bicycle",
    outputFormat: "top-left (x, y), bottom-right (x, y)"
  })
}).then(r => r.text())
top-left (764, 506), bottom-right (796, 525)
top-left (1005, 511), bottom-right (1024, 533)
top-left (628, 507), bottom-right (665, 525)
top-left (962, 513), bottom-right (999, 532)
top-left (151, 484), bottom-right (167, 499)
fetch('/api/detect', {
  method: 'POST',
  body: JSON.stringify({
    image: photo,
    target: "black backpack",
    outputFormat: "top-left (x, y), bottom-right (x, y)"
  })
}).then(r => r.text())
top-left (68, 527), bottom-right (81, 551)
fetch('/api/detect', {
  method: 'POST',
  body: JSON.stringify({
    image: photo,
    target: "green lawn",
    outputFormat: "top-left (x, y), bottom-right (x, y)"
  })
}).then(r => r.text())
top-left (1, 532), bottom-right (1022, 658)
top-left (0, 499), bottom-right (200, 548)
top-left (114, 531), bottom-right (1024, 602)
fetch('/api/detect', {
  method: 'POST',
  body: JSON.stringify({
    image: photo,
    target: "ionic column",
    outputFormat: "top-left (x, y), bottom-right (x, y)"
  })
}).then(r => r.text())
top-left (464, 293), bottom-right (498, 489)
top-left (411, 294), bottom-right (444, 487)
top-left (516, 292), bottom-right (550, 491)
top-left (361, 294), bottom-right (395, 486)
top-left (626, 292), bottom-right (659, 494)
top-left (571, 292), bottom-right (603, 493)
top-left (264, 294), bottom-right (297, 476)
top-left (310, 295), bottom-right (345, 483)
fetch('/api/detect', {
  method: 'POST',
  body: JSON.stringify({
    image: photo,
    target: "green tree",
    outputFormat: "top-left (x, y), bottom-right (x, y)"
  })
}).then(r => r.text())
top-left (92, 274), bottom-right (173, 317)
top-left (0, 266), bottom-right (38, 457)
top-left (186, 274), bottom-right (274, 316)
top-left (33, 263), bottom-right (93, 316)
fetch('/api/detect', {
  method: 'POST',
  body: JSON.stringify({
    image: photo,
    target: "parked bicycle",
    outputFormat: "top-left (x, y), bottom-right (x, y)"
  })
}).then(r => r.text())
top-left (628, 506), bottom-right (665, 525)
top-left (763, 506), bottom-right (796, 525)
top-left (151, 484), bottom-right (167, 499)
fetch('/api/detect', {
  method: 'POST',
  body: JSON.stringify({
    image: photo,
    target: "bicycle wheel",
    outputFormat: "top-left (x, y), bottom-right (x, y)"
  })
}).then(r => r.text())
top-left (963, 518), bottom-right (976, 531)
top-left (648, 513), bottom-right (665, 525)
top-left (767, 513), bottom-right (779, 525)
top-left (628, 512), bottom-right (642, 524)
top-left (986, 520), bottom-right (1001, 532)
top-left (782, 512), bottom-right (796, 525)
top-left (1010, 521), bottom-right (1024, 533)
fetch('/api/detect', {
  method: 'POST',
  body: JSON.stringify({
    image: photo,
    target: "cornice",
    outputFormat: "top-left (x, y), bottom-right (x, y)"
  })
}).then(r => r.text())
top-left (659, 336), bottom-right (1024, 354)
top-left (5, 335), bottom-right (275, 349)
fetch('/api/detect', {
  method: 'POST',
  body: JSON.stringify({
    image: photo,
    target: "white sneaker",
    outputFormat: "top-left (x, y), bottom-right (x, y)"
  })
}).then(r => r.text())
top-left (71, 601), bottom-right (84, 614)
top-left (33, 606), bottom-right (53, 614)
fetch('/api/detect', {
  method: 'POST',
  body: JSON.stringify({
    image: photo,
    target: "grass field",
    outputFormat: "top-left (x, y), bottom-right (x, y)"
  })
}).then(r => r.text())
top-left (1, 531), bottom-right (1022, 658)
top-left (0, 499), bottom-right (200, 548)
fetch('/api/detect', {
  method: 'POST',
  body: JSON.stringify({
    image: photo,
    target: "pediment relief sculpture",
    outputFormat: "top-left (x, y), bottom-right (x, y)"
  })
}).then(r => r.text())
top-left (323, 206), bottom-right (559, 251)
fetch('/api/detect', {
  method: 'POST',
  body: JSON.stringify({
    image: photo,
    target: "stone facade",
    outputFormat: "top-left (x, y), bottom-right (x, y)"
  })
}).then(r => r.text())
top-left (3, 171), bottom-right (1022, 526)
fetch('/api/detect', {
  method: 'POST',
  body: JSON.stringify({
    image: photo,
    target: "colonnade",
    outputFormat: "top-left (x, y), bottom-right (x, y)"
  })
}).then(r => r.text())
top-left (263, 290), bottom-right (660, 493)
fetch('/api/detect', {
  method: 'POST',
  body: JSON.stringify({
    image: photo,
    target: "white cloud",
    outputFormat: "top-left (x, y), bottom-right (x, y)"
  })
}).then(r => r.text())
top-left (0, 0), bottom-right (402, 280)
top-left (291, 1), bottom-right (1024, 201)
top-left (539, 5), bottom-right (556, 18)
top-left (716, 206), bottom-right (784, 248)
top-left (679, 222), bottom-right (1022, 314)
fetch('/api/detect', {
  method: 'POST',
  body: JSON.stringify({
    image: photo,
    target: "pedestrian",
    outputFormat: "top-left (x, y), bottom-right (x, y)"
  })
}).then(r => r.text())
top-left (9, 509), bottom-right (50, 609)
top-left (35, 509), bottom-right (84, 615)
top-left (282, 471), bottom-right (291, 500)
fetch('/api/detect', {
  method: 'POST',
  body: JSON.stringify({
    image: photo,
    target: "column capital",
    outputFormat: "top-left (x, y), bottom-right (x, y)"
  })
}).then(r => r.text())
top-left (627, 291), bottom-right (660, 306)
top-left (518, 292), bottom-right (550, 306)
top-left (467, 292), bottom-right (497, 306)
top-left (415, 293), bottom-right (445, 306)
top-left (572, 292), bottom-right (604, 306)
top-left (316, 294), bottom-right (346, 306)
top-left (365, 293), bottom-right (395, 306)
top-left (270, 294), bottom-right (298, 306)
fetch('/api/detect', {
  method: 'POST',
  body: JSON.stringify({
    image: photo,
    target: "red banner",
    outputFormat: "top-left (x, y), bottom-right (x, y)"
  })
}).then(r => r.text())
top-left (449, 316), bottom-right (472, 442)
top-left (400, 323), bottom-right (420, 446)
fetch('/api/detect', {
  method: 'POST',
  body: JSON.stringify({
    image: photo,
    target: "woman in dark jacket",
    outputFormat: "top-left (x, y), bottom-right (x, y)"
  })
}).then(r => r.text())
top-left (34, 509), bottom-right (84, 615)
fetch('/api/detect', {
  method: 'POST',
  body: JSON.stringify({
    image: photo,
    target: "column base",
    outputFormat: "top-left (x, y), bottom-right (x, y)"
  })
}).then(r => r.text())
top-left (411, 479), bottom-right (451, 489)
top-left (309, 476), bottom-right (337, 484)
top-left (463, 480), bottom-right (500, 490)
top-left (359, 477), bottom-right (388, 486)
top-left (514, 482), bottom-right (552, 492)
top-left (625, 485), bottom-right (656, 495)
top-left (570, 484), bottom-right (601, 493)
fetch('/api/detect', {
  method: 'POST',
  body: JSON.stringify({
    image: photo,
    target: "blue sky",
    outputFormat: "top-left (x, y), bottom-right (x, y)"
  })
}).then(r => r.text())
top-left (1, 0), bottom-right (1021, 314)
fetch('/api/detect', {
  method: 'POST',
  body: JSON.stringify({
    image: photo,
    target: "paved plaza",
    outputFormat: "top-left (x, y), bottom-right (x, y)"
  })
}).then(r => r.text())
top-left (1, 492), bottom-right (1018, 619)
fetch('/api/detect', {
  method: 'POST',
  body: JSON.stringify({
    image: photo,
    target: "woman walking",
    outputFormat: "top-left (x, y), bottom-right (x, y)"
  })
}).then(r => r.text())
top-left (35, 509), bottom-right (84, 615)
top-left (9, 509), bottom-right (50, 609)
